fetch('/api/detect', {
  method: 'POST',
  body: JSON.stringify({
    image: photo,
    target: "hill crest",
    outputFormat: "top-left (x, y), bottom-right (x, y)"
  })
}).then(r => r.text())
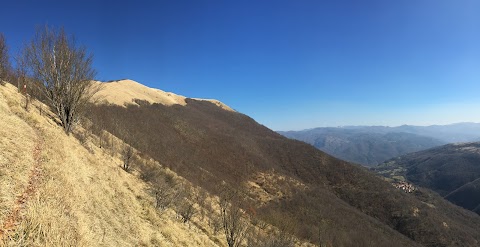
top-left (94, 79), bottom-right (234, 111)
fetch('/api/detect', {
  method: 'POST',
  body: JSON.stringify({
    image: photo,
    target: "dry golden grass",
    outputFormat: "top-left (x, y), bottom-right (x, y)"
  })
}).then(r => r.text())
top-left (93, 79), bottom-right (234, 111)
top-left (94, 79), bottom-right (187, 107)
top-left (245, 170), bottom-right (308, 205)
top-left (0, 85), bottom-right (36, 228)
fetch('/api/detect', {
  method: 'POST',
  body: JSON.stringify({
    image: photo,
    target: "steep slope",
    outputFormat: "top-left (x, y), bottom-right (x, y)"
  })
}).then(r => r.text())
top-left (279, 127), bottom-right (445, 166)
top-left (375, 142), bottom-right (480, 215)
top-left (87, 80), bottom-right (480, 246)
top-left (0, 83), bottom-right (228, 246)
top-left (445, 178), bottom-right (480, 214)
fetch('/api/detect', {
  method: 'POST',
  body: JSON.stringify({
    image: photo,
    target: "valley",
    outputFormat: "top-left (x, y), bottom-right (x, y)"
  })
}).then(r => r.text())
top-left (279, 124), bottom-right (480, 166)
top-left (374, 142), bottom-right (480, 215)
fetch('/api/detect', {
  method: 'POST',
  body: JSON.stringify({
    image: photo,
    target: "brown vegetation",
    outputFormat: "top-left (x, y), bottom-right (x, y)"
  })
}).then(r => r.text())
top-left (86, 97), bottom-right (480, 246)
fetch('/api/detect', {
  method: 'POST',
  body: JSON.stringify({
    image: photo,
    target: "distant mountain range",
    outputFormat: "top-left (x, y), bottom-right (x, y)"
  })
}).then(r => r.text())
top-left (374, 142), bottom-right (480, 215)
top-left (279, 123), bottom-right (480, 166)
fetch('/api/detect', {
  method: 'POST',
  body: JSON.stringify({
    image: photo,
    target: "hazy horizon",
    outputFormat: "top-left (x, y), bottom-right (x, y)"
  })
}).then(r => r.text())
top-left (277, 121), bottom-right (480, 132)
top-left (2, 0), bottom-right (479, 130)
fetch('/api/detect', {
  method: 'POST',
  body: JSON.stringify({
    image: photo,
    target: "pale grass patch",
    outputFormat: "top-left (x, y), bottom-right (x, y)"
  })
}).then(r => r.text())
top-left (245, 170), bottom-right (308, 205)
top-left (94, 79), bottom-right (234, 111)
top-left (0, 84), bottom-right (36, 226)
top-left (93, 79), bottom-right (188, 107)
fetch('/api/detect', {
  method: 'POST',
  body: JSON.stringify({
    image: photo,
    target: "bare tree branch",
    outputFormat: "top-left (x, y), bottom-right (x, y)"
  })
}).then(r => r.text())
top-left (0, 33), bottom-right (11, 85)
top-left (220, 190), bottom-right (249, 247)
top-left (23, 26), bottom-right (99, 134)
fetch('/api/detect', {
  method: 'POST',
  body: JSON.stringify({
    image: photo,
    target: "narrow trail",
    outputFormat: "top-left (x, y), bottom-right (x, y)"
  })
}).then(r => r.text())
top-left (0, 129), bottom-right (44, 242)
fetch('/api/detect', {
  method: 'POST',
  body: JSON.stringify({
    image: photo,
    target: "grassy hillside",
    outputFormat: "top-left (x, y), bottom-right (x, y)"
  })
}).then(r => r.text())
top-left (85, 81), bottom-right (480, 246)
top-left (0, 83), bottom-right (236, 246)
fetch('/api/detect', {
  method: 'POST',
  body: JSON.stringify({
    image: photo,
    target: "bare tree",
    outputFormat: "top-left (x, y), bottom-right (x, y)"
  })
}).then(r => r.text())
top-left (220, 191), bottom-right (249, 247)
top-left (154, 180), bottom-right (184, 212)
top-left (14, 51), bottom-right (28, 92)
top-left (0, 33), bottom-right (11, 85)
top-left (177, 199), bottom-right (196, 223)
top-left (13, 50), bottom-right (32, 110)
top-left (122, 144), bottom-right (134, 172)
top-left (23, 26), bottom-right (98, 134)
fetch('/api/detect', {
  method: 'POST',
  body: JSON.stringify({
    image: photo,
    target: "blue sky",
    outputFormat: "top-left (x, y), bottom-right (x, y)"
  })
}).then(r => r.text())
top-left (1, 0), bottom-right (479, 130)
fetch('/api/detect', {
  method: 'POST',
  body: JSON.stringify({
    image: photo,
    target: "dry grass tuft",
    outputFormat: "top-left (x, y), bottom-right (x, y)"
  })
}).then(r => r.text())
top-left (245, 170), bottom-right (308, 205)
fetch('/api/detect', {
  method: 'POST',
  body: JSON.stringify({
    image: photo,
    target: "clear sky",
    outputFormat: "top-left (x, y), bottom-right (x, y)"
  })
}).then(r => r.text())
top-left (1, 0), bottom-right (479, 130)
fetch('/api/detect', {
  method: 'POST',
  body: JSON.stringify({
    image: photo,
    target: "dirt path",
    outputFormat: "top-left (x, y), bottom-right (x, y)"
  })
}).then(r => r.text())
top-left (0, 130), bottom-right (44, 242)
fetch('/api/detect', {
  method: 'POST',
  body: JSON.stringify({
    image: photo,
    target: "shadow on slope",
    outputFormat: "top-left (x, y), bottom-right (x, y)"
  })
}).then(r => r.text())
top-left (87, 99), bottom-right (480, 246)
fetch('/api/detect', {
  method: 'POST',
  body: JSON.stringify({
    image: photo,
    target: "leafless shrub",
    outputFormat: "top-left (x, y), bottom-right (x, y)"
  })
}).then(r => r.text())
top-left (98, 130), bottom-right (106, 148)
top-left (132, 98), bottom-right (151, 106)
top-left (22, 26), bottom-right (99, 134)
top-left (122, 144), bottom-right (134, 172)
top-left (209, 214), bottom-right (223, 235)
top-left (195, 189), bottom-right (208, 221)
top-left (138, 160), bottom-right (159, 181)
top-left (0, 33), bottom-right (10, 85)
top-left (154, 180), bottom-right (184, 212)
top-left (85, 108), bottom-right (110, 149)
top-left (219, 190), bottom-right (249, 247)
top-left (13, 48), bottom-right (32, 111)
top-left (108, 135), bottom-right (116, 155)
top-left (177, 200), bottom-right (196, 223)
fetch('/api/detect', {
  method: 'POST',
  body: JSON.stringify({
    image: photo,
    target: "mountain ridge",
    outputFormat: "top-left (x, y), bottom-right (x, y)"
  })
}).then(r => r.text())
top-left (94, 79), bottom-right (234, 111)
top-left (281, 123), bottom-right (480, 141)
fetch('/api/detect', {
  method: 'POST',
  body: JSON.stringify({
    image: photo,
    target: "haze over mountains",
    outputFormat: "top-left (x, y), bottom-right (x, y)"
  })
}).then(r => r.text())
top-left (279, 123), bottom-right (480, 166)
